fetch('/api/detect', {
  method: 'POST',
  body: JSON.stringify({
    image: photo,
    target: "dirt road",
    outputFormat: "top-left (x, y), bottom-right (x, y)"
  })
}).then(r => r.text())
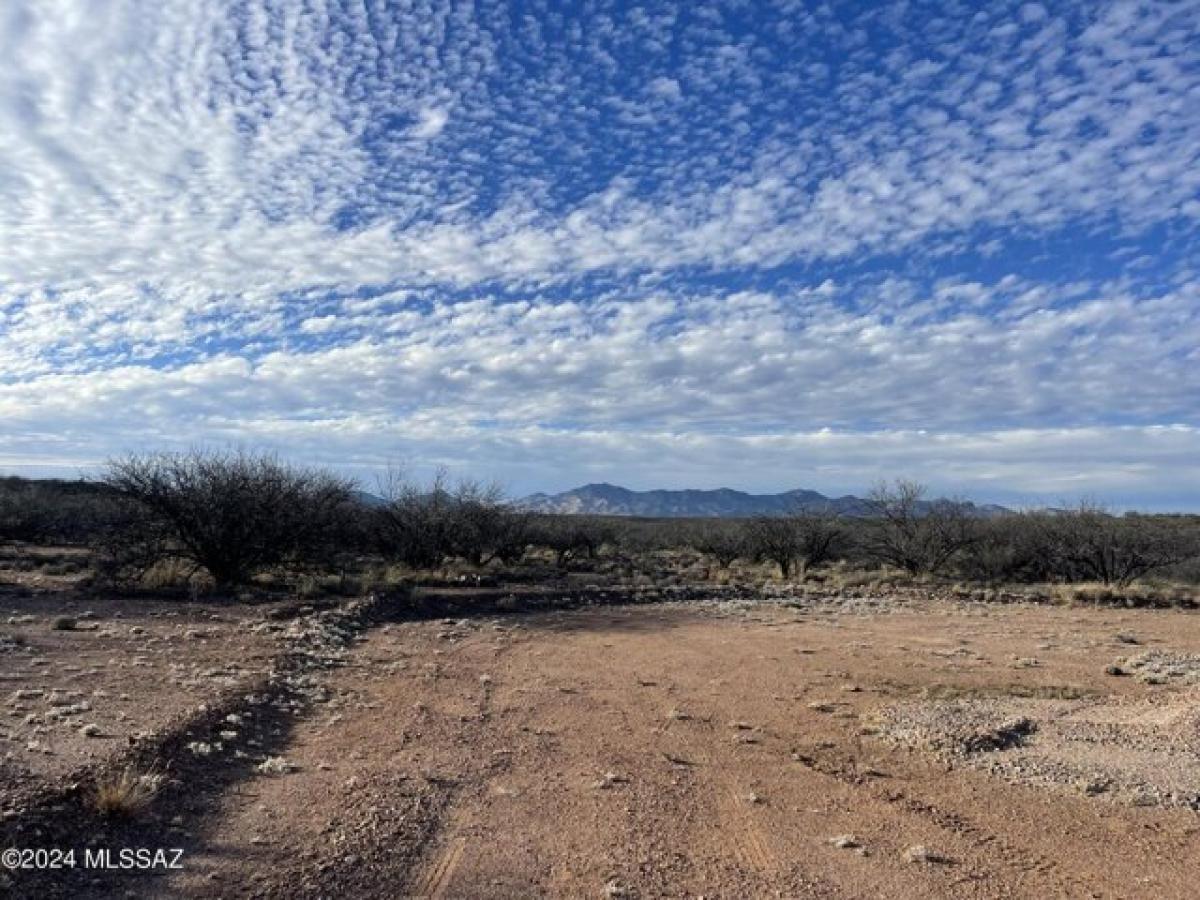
top-left (150, 597), bottom-right (1200, 899)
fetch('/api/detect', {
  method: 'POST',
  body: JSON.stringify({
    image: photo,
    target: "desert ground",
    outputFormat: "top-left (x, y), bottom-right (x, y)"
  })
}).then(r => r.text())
top-left (3, 563), bottom-right (1199, 899)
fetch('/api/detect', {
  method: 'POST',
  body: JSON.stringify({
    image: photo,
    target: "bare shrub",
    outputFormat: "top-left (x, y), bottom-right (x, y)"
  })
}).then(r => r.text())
top-left (1039, 503), bottom-right (1198, 587)
top-left (863, 480), bottom-right (975, 576)
top-left (373, 469), bottom-right (530, 569)
top-left (688, 521), bottom-right (746, 568)
top-left (101, 449), bottom-right (357, 589)
top-left (745, 516), bottom-right (801, 577)
top-left (0, 477), bottom-right (118, 546)
top-left (446, 480), bottom-right (532, 566)
top-left (956, 513), bottom-right (1055, 584)
top-left (745, 510), bottom-right (846, 578)
top-left (528, 516), bottom-right (616, 569)
top-left (90, 497), bottom-right (176, 587)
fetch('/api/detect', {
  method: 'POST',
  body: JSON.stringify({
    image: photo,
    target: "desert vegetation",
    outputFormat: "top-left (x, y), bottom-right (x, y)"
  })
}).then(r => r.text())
top-left (2, 454), bottom-right (1198, 606)
top-left (5, 452), bottom-right (1200, 899)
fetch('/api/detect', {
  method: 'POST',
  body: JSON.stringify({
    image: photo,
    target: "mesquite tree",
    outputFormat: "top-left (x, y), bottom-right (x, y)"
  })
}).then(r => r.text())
top-left (103, 449), bottom-right (356, 588)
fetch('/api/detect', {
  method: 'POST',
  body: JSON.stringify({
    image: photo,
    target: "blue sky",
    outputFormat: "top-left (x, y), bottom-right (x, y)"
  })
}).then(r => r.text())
top-left (1, 0), bottom-right (1198, 508)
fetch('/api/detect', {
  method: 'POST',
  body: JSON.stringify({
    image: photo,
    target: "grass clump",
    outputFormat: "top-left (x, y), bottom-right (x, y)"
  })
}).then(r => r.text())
top-left (91, 766), bottom-right (165, 818)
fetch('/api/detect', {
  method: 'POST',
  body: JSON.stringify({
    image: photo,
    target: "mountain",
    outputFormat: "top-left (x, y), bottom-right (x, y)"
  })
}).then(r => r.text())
top-left (519, 483), bottom-right (1008, 518)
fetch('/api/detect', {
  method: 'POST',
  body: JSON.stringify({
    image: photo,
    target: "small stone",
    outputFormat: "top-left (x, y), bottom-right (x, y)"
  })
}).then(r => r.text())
top-left (904, 845), bottom-right (947, 864)
top-left (830, 834), bottom-right (860, 849)
top-left (79, 723), bottom-right (102, 737)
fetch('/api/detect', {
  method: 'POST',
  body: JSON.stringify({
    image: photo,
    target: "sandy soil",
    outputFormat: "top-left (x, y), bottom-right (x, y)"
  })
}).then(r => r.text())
top-left (0, 581), bottom-right (306, 794)
top-left (143, 595), bottom-right (1200, 899)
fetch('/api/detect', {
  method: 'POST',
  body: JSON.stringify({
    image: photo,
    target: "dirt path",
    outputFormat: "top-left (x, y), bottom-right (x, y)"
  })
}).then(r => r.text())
top-left (160, 600), bottom-right (1200, 898)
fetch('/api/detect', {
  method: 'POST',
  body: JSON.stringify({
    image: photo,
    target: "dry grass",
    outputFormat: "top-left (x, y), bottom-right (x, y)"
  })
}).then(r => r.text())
top-left (91, 766), bottom-right (165, 818)
top-left (139, 557), bottom-right (203, 590)
top-left (1048, 582), bottom-right (1197, 608)
top-left (920, 682), bottom-right (1098, 701)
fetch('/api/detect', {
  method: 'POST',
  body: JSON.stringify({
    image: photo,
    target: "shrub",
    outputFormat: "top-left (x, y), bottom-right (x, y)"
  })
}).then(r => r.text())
top-left (101, 449), bottom-right (357, 589)
top-left (372, 470), bottom-right (531, 569)
top-left (744, 510), bottom-right (847, 578)
top-left (445, 480), bottom-right (533, 566)
top-left (527, 516), bottom-right (616, 569)
top-left (688, 521), bottom-right (746, 568)
top-left (956, 513), bottom-right (1055, 583)
top-left (1038, 504), bottom-right (1198, 586)
top-left (0, 477), bottom-right (118, 546)
top-left (862, 480), bottom-right (975, 576)
top-left (744, 516), bottom-right (802, 578)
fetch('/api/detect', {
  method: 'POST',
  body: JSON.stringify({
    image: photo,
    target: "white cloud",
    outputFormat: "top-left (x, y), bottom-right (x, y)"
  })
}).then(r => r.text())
top-left (0, 1), bottom-right (1196, 505)
top-left (409, 106), bottom-right (449, 140)
top-left (648, 76), bottom-right (682, 101)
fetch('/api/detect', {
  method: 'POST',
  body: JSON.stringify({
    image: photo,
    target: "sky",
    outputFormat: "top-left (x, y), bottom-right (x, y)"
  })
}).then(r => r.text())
top-left (1, 0), bottom-right (1198, 509)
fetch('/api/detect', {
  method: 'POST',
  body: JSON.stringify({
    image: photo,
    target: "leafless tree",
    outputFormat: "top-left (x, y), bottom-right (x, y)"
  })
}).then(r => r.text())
top-left (794, 509), bottom-right (848, 570)
top-left (956, 512), bottom-right (1055, 583)
top-left (745, 508), bottom-right (847, 578)
top-left (374, 468), bottom-right (530, 569)
top-left (745, 515), bottom-right (802, 577)
top-left (863, 479), bottom-right (975, 575)
top-left (1040, 502), bottom-right (1197, 586)
top-left (688, 521), bottom-right (745, 569)
top-left (446, 479), bottom-right (532, 566)
top-left (102, 449), bottom-right (357, 588)
top-left (528, 516), bottom-right (616, 569)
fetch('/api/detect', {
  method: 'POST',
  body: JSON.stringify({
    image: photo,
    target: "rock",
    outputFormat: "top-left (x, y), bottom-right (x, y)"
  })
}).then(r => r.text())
top-left (830, 834), bottom-right (860, 849)
top-left (79, 723), bottom-right (102, 737)
top-left (1079, 778), bottom-right (1109, 796)
top-left (904, 845), bottom-right (948, 864)
top-left (256, 756), bottom-right (299, 775)
top-left (52, 617), bottom-right (77, 631)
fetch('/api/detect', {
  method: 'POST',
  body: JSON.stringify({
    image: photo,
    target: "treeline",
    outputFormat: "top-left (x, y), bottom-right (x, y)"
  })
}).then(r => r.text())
top-left (0, 477), bottom-right (118, 544)
top-left (1, 451), bottom-right (1198, 593)
top-left (683, 483), bottom-right (1200, 587)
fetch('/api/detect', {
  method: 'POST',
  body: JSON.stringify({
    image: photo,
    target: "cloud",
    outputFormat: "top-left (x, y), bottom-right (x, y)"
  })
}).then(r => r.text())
top-left (647, 76), bottom-right (682, 101)
top-left (0, 0), bottom-right (1197, 506)
top-left (409, 107), bottom-right (449, 140)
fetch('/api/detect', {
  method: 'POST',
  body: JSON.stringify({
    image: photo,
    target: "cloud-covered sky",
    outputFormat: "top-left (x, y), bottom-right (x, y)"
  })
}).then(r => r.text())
top-left (1, 0), bottom-right (1198, 508)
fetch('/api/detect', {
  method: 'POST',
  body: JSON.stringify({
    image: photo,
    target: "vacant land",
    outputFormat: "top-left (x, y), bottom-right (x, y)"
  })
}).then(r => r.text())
top-left (6, 575), bottom-right (1198, 899)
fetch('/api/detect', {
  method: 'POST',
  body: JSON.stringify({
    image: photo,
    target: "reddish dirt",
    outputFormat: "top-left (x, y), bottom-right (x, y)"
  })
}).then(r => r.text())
top-left (157, 597), bottom-right (1200, 899)
top-left (0, 584), bottom-right (289, 790)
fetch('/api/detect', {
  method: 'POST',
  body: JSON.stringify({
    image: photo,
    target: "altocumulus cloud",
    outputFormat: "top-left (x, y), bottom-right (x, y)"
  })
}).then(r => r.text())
top-left (0, 0), bottom-right (1198, 507)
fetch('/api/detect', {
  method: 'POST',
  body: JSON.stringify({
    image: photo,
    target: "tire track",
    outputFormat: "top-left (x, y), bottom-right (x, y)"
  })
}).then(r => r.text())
top-left (407, 835), bottom-right (468, 899)
top-left (792, 745), bottom-right (1092, 896)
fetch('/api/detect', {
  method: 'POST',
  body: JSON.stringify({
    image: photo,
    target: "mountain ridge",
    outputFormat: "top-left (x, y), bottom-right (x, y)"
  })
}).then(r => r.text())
top-left (519, 482), bottom-right (1009, 518)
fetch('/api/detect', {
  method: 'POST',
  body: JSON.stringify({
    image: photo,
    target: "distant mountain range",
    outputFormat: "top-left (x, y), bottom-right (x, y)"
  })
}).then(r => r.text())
top-left (519, 482), bottom-right (1010, 518)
